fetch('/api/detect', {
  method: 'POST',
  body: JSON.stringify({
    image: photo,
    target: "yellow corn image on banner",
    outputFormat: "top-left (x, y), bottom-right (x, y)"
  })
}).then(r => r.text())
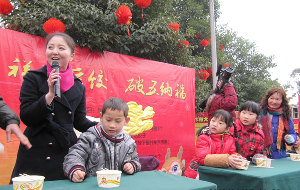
top-left (124, 101), bottom-right (155, 135)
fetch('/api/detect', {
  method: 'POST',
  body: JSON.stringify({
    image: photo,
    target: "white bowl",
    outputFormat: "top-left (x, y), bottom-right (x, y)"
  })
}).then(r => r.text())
top-left (256, 158), bottom-right (272, 168)
top-left (96, 170), bottom-right (122, 188)
top-left (290, 153), bottom-right (300, 161)
top-left (12, 175), bottom-right (45, 190)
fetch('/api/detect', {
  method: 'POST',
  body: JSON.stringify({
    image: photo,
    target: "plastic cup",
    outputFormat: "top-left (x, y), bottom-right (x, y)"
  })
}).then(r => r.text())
top-left (290, 153), bottom-right (300, 161)
top-left (96, 170), bottom-right (122, 188)
top-left (256, 158), bottom-right (272, 168)
top-left (236, 160), bottom-right (250, 170)
top-left (12, 175), bottom-right (45, 190)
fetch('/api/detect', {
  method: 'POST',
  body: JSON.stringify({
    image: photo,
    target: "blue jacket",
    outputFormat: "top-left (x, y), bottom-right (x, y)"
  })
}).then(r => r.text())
top-left (268, 115), bottom-right (296, 159)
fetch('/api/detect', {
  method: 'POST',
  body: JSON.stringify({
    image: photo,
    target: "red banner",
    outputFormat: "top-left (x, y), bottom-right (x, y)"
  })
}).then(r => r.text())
top-left (195, 112), bottom-right (208, 143)
top-left (0, 29), bottom-right (195, 179)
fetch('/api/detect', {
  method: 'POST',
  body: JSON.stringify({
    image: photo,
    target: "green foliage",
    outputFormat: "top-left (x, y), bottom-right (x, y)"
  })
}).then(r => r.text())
top-left (217, 27), bottom-right (280, 106)
top-left (2, 0), bottom-right (281, 112)
top-left (289, 68), bottom-right (300, 98)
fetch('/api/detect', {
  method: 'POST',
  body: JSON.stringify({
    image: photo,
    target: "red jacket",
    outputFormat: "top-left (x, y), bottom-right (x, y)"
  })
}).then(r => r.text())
top-left (207, 85), bottom-right (238, 122)
top-left (229, 119), bottom-right (265, 160)
top-left (185, 133), bottom-right (237, 179)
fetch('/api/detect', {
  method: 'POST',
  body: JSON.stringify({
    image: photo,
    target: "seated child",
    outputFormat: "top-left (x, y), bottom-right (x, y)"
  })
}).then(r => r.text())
top-left (229, 101), bottom-right (265, 166)
top-left (185, 109), bottom-right (244, 179)
top-left (63, 97), bottom-right (141, 182)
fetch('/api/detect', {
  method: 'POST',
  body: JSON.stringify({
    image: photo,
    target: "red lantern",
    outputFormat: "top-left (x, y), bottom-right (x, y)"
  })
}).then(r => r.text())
top-left (200, 39), bottom-right (209, 55)
top-left (43, 18), bottom-right (66, 34)
top-left (134, 0), bottom-right (151, 8)
top-left (134, 0), bottom-right (151, 21)
top-left (177, 40), bottom-right (189, 49)
top-left (0, 0), bottom-right (13, 15)
top-left (116, 5), bottom-right (132, 37)
top-left (116, 5), bottom-right (132, 25)
top-left (181, 40), bottom-right (189, 48)
top-left (220, 45), bottom-right (224, 51)
top-left (6, 24), bottom-right (19, 31)
top-left (169, 22), bottom-right (179, 31)
top-left (197, 70), bottom-right (210, 80)
top-left (200, 39), bottom-right (209, 47)
top-left (208, 68), bottom-right (212, 74)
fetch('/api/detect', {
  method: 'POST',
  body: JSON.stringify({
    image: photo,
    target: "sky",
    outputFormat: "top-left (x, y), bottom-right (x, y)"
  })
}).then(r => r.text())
top-left (217, 0), bottom-right (300, 104)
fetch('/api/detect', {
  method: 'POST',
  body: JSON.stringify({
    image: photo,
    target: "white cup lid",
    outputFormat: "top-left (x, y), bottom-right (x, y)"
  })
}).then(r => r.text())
top-left (96, 170), bottom-right (122, 175)
top-left (12, 175), bottom-right (45, 182)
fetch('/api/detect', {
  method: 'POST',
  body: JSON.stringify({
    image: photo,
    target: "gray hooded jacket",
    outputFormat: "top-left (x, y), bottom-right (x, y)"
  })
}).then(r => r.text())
top-left (0, 95), bottom-right (20, 130)
top-left (63, 125), bottom-right (141, 180)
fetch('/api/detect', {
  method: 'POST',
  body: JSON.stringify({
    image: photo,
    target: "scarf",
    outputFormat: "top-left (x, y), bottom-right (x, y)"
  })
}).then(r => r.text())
top-left (260, 106), bottom-right (289, 150)
top-left (235, 119), bottom-right (257, 133)
top-left (47, 62), bottom-right (74, 93)
top-left (100, 125), bottom-right (125, 143)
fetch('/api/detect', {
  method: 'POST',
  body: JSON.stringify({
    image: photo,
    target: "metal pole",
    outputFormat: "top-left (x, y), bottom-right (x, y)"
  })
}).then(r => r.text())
top-left (209, 0), bottom-right (218, 89)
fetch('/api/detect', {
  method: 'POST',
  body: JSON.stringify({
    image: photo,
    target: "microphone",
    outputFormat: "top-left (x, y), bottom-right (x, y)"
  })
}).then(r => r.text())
top-left (51, 61), bottom-right (61, 98)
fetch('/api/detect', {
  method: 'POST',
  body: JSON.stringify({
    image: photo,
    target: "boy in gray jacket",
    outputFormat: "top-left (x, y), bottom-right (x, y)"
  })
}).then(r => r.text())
top-left (63, 97), bottom-right (141, 182)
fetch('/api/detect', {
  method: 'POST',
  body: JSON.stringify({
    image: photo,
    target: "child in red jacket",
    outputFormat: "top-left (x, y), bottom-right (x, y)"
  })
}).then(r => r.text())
top-left (185, 109), bottom-right (244, 179)
top-left (229, 101), bottom-right (265, 165)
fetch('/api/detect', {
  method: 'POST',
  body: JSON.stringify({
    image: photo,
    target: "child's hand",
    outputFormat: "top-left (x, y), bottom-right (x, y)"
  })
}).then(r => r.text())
top-left (123, 162), bottom-right (134, 174)
top-left (228, 154), bottom-right (246, 169)
top-left (72, 170), bottom-right (86, 183)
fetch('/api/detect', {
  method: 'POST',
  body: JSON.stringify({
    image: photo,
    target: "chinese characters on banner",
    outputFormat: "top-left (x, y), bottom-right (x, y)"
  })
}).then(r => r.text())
top-left (195, 112), bottom-right (208, 144)
top-left (0, 29), bottom-right (195, 176)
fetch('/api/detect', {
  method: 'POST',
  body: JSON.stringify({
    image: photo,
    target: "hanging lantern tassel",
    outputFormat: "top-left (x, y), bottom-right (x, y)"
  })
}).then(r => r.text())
top-left (116, 5), bottom-right (132, 38)
top-left (127, 25), bottom-right (130, 38)
top-left (134, 0), bottom-right (151, 22)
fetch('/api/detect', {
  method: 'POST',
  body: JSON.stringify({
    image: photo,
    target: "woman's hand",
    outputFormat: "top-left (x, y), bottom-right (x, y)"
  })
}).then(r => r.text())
top-left (45, 69), bottom-right (60, 105)
top-left (217, 80), bottom-right (223, 88)
top-left (284, 134), bottom-right (295, 144)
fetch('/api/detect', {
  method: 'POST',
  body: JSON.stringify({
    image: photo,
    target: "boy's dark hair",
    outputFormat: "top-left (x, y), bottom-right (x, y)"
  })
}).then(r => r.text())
top-left (211, 109), bottom-right (233, 129)
top-left (239, 101), bottom-right (260, 116)
top-left (102, 97), bottom-right (129, 117)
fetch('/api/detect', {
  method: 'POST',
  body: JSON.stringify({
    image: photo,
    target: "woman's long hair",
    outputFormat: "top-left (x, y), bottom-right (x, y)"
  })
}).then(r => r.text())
top-left (260, 87), bottom-right (291, 120)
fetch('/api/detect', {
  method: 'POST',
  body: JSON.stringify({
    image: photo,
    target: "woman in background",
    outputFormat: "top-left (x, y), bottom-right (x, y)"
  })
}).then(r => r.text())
top-left (259, 87), bottom-right (297, 159)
